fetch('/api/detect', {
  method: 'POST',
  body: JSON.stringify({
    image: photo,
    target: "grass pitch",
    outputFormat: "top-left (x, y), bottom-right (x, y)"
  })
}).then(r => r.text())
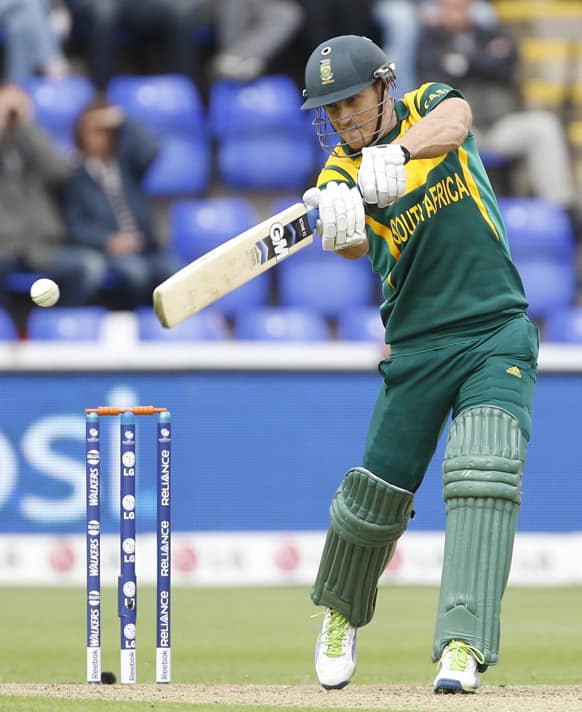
top-left (0, 586), bottom-right (580, 711)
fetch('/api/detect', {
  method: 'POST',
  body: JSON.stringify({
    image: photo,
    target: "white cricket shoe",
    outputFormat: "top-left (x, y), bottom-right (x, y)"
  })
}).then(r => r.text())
top-left (315, 608), bottom-right (358, 689)
top-left (434, 639), bottom-right (485, 694)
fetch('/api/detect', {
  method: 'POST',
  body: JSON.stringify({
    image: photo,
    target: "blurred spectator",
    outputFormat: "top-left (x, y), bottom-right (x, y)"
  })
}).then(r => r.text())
top-left (64, 0), bottom-right (199, 90)
top-left (297, 1), bottom-right (374, 54)
top-left (372, 0), bottom-right (424, 95)
top-left (275, 1), bottom-right (374, 87)
top-left (0, 84), bottom-right (102, 306)
top-left (62, 97), bottom-right (180, 309)
top-left (0, 0), bottom-right (70, 82)
top-left (208, 0), bottom-right (305, 82)
top-left (415, 0), bottom-right (582, 239)
top-left (372, 0), bottom-right (495, 94)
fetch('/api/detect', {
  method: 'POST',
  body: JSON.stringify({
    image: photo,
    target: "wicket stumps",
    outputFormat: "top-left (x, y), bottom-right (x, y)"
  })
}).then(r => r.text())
top-left (85, 405), bottom-right (172, 684)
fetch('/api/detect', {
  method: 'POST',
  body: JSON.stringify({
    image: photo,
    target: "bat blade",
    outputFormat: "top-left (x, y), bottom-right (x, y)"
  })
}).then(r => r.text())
top-left (153, 203), bottom-right (315, 328)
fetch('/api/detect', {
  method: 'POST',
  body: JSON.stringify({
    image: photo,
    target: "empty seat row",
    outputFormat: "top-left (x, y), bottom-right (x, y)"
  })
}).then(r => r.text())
top-left (5, 195), bottom-right (578, 327)
top-left (21, 73), bottom-right (320, 194)
top-left (167, 195), bottom-right (578, 321)
top-left (0, 306), bottom-right (385, 343)
top-left (154, 196), bottom-right (380, 318)
top-left (24, 73), bottom-right (312, 139)
top-left (498, 197), bottom-right (578, 321)
top-left (1, 304), bottom-right (581, 343)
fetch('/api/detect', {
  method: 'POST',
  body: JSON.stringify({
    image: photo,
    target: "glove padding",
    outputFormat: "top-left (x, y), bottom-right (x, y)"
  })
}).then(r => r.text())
top-left (302, 182), bottom-right (366, 251)
top-left (357, 144), bottom-right (408, 208)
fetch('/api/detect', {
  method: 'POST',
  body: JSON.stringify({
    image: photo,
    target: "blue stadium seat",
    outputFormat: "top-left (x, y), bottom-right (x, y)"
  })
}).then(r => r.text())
top-left (270, 197), bottom-right (300, 214)
top-left (278, 256), bottom-right (376, 319)
top-left (136, 307), bottom-right (229, 341)
top-left (27, 307), bottom-right (107, 341)
top-left (168, 197), bottom-right (258, 264)
top-left (213, 274), bottom-right (271, 319)
top-left (21, 75), bottom-right (95, 141)
top-left (543, 307), bottom-right (582, 343)
top-left (217, 134), bottom-right (316, 190)
top-left (480, 149), bottom-right (513, 170)
top-left (0, 308), bottom-right (17, 340)
top-left (208, 75), bottom-right (307, 138)
top-left (6, 272), bottom-right (39, 292)
top-left (209, 76), bottom-right (317, 190)
top-left (498, 198), bottom-right (575, 260)
top-left (107, 74), bottom-right (205, 133)
top-left (337, 307), bottom-right (385, 342)
top-left (7, 271), bottom-right (119, 294)
top-left (142, 134), bottom-right (210, 197)
top-left (514, 258), bottom-right (577, 321)
top-left (234, 307), bottom-right (330, 341)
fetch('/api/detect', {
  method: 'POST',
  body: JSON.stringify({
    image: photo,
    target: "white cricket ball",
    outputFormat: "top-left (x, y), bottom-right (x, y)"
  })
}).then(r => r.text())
top-left (30, 278), bottom-right (60, 307)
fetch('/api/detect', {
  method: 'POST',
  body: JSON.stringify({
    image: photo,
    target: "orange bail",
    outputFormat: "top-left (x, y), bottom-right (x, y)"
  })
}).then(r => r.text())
top-left (85, 406), bottom-right (168, 416)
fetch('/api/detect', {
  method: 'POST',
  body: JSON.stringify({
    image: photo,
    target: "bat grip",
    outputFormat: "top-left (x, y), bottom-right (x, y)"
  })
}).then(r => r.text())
top-left (306, 208), bottom-right (319, 234)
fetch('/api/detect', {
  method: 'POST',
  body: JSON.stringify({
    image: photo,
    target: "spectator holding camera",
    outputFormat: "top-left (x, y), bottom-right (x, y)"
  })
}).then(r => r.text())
top-left (0, 84), bottom-right (102, 307)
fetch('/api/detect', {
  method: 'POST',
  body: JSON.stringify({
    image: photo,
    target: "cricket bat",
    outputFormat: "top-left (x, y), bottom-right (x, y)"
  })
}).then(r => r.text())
top-left (153, 203), bottom-right (317, 328)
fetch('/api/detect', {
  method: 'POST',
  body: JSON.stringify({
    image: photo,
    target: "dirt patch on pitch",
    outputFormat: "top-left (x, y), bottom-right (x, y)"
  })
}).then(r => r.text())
top-left (0, 683), bottom-right (581, 711)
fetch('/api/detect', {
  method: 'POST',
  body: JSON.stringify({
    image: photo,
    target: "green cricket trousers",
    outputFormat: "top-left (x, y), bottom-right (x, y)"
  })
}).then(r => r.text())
top-left (363, 314), bottom-right (540, 492)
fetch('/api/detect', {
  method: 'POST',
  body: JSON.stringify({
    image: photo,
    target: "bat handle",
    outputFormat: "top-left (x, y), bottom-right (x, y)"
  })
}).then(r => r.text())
top-left (306, 208), bottom-right (319, 234)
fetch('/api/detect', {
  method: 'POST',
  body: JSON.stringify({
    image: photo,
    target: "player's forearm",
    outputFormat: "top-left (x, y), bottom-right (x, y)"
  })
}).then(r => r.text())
top-left (398, 98), bottom-right (472, 160)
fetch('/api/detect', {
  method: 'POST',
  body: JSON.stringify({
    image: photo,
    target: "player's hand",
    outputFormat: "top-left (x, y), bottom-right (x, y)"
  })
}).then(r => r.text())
top-left (302, 182), bottom-right (366, 251)
top-left (357, 144), bottom-right (409, 208)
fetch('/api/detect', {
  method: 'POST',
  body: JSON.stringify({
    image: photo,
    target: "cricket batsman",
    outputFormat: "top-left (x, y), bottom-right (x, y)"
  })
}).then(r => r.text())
top-left (301, 35), bottom-right (539, 693)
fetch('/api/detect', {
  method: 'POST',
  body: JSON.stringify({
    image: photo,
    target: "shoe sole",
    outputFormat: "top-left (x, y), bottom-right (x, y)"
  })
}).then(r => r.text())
top-left (321, 680), bottom-right (351, 690)
top-left (434, 679), bottom-right (476, 694)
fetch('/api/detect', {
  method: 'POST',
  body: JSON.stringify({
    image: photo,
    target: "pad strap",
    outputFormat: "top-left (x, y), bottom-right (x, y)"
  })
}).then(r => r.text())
top-left (432, 407), bottom-right (526, 668)
top-left (312, 467), bottom-right (413, 627)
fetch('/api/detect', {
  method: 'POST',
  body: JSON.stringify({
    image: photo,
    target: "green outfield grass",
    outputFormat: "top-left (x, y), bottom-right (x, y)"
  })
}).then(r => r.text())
top-left (0, 585), bottom-right (580, 711)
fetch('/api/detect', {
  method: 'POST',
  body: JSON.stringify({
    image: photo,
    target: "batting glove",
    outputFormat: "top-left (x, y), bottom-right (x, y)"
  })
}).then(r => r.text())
top-left (357, 144), bottom-right (409, 208)
top-left (302, 182), bottom-right (366, 251)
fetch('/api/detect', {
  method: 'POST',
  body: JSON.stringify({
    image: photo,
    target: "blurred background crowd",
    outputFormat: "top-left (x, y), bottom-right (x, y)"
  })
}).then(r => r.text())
top-left (0, 0), bottom-right (581, 344)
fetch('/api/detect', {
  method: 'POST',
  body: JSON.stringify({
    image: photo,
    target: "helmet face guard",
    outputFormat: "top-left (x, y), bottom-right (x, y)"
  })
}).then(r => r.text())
top-left (312, 67), bottom-right (397, 156)
top-left (301, 36), bottom-right (397, 156)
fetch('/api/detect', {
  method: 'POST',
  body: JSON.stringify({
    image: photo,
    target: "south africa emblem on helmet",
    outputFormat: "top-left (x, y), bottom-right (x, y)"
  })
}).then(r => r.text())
top-left (319, 59), bottom-right (334, 86)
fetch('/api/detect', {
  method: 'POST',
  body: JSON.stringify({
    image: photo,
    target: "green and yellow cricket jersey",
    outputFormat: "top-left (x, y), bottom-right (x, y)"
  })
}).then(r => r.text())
top-left (316, 82), bottom-right (527, 348)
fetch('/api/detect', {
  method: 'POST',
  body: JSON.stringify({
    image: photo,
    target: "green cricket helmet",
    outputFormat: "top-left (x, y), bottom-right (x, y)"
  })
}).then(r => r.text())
top-left (301, 35), bottom-right (395, 110)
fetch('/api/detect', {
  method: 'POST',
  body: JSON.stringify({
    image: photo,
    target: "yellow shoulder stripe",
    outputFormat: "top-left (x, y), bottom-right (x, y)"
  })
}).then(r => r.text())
top-left (401, 84), bottom-right (434, 123)
top-left (317, 152), bottom-right (360, 187)
top-left (458, 147), bottom-right (500, 240)
top-left (366, 215), bottom-right (400, 260)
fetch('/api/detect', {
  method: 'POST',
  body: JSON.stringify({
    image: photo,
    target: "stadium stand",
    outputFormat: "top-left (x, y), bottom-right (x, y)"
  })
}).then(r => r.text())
top-left (208, 75), bottom-right (317, 190)
top-left (168, 197), bottom-right (259, 265)
top-left (26, 306), bottom-right (107, 340)
top-left (514, 258), bottom-right (577, 322)
top-left (0, 308), bottom-right (17, 340)
top-left (234, 306), bottom-right (330, 341)
top-left (136, 306), bottom-right (230, 341)
top-left (336, 307), bottom-right (385, 343)
top-left (498, 197), bottom-right (576, 260)
top-left (21, 74), bottom-right (95, 152)
top-left (212, 275), bottom-right (272, 320)
top-left (493, 0), bottom-right (582, 190)
top-left (141, 134), bottom-right (210, 198)
top-left (107, 74), bottom-right (210, 197)
top-left (277, 256), bottom-right (378, 320)
top-left (543, 306), bottom-right (582, 343)
top-left (1, 5), bottom-right (580, 342)
top-left (107, 74), bottom-right (205, 133)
